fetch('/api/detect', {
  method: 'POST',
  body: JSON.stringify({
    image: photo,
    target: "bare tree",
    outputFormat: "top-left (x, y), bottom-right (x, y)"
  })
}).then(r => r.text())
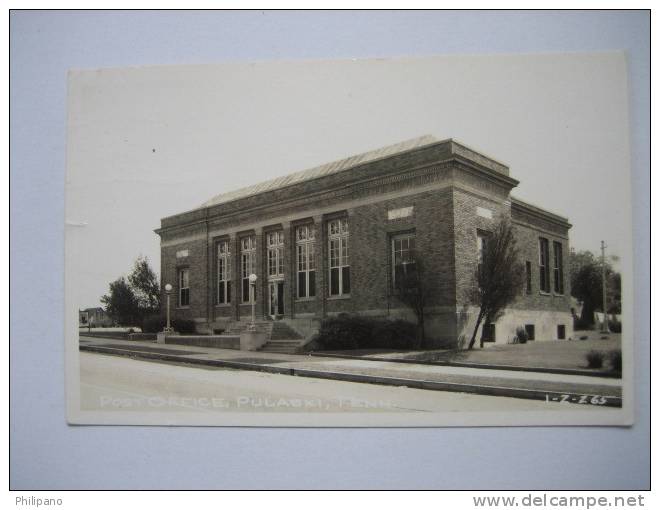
top-left (395, 252), bottom-right (427, 349)
top-left (467, 217), bottom-right (525, 350)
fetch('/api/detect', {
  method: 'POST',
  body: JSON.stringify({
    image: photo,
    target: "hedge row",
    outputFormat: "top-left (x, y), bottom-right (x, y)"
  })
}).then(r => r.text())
top-left (142, 315), bottom-right (197, 334)
top-left (313, 314), bottom-right (418, 351)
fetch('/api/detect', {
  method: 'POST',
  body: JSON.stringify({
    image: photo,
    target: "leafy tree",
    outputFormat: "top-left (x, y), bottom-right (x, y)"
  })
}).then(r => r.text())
top-left (395, 253), bottom-right (427, 349)
top-left (467, 217), bottom-right (525, 350)
top-left (128, 255), bottom-right (161, 317)
top-left (570, 250), bottom-right (621, 325)
top-left (101, 256), bottom-right (161, 327)
top-left (100, 277), bottom-right (139, 326)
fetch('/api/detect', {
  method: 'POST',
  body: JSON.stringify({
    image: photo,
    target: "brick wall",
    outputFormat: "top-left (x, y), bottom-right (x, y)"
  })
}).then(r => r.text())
top-left (452, 186), bottom-right (510, 307)
top-left (156, 143), bottom-right (571, 345)
top-left (512, 217), bottom-right (571, 313)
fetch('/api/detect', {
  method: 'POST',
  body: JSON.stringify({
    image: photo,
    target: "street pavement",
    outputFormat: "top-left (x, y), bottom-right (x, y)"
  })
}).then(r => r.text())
top-left (80, 352), bottom-right (569, 413)
top-left (79, 335), bottom-right (622, 407)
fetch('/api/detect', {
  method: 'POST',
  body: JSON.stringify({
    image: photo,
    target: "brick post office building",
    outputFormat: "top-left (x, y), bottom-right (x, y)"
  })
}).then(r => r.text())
top-left (155, 136), bottom-right (573, 348)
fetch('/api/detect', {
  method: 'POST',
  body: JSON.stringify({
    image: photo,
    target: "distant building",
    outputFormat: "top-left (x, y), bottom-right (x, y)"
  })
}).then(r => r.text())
top-left (155, 136), bottom-right (573, 347)
top-left (79, 307), bottom-right (113, 327)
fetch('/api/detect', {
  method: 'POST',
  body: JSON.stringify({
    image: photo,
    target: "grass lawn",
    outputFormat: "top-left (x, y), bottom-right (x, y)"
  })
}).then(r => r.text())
top-left (452, 330), bottom-right (622, 371)
top-left (319, 330), bottom-right (622, 373)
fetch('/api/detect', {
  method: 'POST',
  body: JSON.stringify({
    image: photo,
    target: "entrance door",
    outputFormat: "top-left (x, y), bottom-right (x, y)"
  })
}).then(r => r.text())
top-left (269, 281), bottom-right (285, 317)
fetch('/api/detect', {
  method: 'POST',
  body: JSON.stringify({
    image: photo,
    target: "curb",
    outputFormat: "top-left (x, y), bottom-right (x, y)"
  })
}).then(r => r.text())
top-left (308, 352), bottom-right (621, 379)
top-left (79, 344), bottom-right (622, 408)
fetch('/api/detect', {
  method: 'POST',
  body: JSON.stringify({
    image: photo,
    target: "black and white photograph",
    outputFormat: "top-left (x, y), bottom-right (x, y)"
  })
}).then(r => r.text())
top-left (65, 53), bottom-right (634, 427)
top-left (10, 6), bottom-right (651, 494)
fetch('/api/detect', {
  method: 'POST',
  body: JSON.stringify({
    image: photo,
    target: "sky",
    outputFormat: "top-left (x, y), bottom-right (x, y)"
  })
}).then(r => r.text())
top-left (66, 53), bottom-right (631, 308)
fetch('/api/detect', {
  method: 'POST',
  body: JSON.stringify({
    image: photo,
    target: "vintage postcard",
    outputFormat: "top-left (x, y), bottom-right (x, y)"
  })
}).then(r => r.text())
top-left (65, 53), bottom-right (634, 426)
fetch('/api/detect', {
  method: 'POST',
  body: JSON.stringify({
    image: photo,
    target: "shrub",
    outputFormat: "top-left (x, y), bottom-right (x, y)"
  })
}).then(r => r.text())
top-left (315, 315), bottom-right (417, 351)
top-left (515, 326), bottom-right (528, 344)
top-left (573, 316), bottom-right (592, 331)
top-left (141, 315), bottom-right (196, 334)
top-left (142, 315), bottom-right (166, 333)
top-left (609, 319), bottom-right (622, 333)
top-left (370, 319), bottom-right (418, 350)
top-left (586, 350), bottom-right (605, 369)
top-left (609, 349), bottom-right (622, 373)
top-left (172, 318), bottom-right (197, 334)
top-left (315, 315), bottom-right (371, 350)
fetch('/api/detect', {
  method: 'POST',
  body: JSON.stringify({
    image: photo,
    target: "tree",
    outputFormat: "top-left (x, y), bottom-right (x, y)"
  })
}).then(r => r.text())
top-left (467, 217), bottom-right (525, 350)
top-left (101, 256), bottom-right (161, 327)
top-left (100, 277), bottom-right (139, 326)
top-left (394, 253), bottom-right (427, 349)
top-left (128, 255), bottom-right (161, 318)
top-left (570, 249), bottom-right (620, 325)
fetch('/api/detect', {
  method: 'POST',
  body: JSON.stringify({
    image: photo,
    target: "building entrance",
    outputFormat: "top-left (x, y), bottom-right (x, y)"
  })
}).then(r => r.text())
top-left (268, 280), bottom-right (285, 318)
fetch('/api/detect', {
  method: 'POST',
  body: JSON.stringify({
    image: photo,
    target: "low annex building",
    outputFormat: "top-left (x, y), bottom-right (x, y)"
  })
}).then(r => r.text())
top-left (155, 136), bottom-right (573, 347)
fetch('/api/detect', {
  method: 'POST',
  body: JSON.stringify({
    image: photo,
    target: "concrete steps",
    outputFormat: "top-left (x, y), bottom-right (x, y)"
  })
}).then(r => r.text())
top-left (206, 319), bottom-right (309, 353)
top-left (270, 321), bottom-right (303, 340)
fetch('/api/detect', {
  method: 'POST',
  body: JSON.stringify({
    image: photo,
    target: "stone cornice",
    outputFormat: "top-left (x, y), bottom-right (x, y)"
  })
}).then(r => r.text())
top-left (155, 139), bottom-right (518, 234)
top-left (157, 161), bottom-right (453, 237)
top-left (511, 197), bottom-right (572, 230)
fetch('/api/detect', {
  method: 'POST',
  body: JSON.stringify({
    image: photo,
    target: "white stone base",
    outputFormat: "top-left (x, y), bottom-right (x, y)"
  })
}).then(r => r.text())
top-left (239, 331), bottom-right (267, 351)
top-left (156, 330), bottom-right (179, 344)
top-left (456, 306), bottom-right (574, 348)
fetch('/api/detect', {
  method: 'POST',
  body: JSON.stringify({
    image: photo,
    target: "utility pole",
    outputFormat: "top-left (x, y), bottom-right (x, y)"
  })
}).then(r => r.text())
top-left (601, 240), bottom-right (610, 333)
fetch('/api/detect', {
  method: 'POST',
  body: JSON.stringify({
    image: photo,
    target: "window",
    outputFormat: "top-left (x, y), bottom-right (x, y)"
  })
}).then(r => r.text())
top-left (296, 225), bottom-right (316, 298)
top-left (539, 237), bottom-right (550, 293)
top-left (557, 324), bottom-right (566, 340)
top-left (477, 231), bottom-right (489, 278)
top-left (525, 324), bottom-right (535, 341)
top-left (267, 231), bottom-right (284, 278)
top-left (525, 261), bottom-right (532, 294)
top-left (178, 268), bottom-right (190, 307)
top-left (328, 218), bottom-right (350, 296)
top-left (482, 323), bottom-right (496, 342)
top-left (217, 240), bottom-right (231, 304)
top-left (392, 233), bottom-right (416, 288)
top-left (240, 236), bottom-right (256, 303)
top-left (553, 241), bottom-right (564, 294)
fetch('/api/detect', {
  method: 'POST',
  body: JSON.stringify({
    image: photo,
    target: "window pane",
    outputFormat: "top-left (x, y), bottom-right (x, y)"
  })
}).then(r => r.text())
top-left (330, 267), bottom-right (339, 295)
top-left (298, 272), bottom-right (306, 298)
top-left (242, 279), bottom-right (249, 302)
top-left (342, 266), bottom-right (350, 294)
top-left (330, 240), bottom-right (339, 267)
top-left (297, 245), bottom-right (304, 271)
top-left (227, 282), bottom-right (231, 303)
top-left (218, 283), bottom-right (225, 304)
top-left (394, 265), bottom-right (403, 286)
top-left (309, 271), bottom-right (316, 297)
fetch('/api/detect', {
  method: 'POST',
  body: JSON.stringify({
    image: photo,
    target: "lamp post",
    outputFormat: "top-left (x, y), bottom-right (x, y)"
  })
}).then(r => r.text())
top-left (248, 273), bottom-right (258, 331)
top-left (164, 283), bottom-right (173, 333)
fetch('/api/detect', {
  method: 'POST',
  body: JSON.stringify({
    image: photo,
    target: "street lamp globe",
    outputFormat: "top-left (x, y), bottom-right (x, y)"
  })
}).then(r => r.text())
top-left (165, 283), bottom-right (172, 292)
top-left (249, 273), bottom-right (258, 283)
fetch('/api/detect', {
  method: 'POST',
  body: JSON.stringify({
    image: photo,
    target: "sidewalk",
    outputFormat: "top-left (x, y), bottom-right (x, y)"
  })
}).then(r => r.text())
top-left (79, 335), bottom-right (622, 407)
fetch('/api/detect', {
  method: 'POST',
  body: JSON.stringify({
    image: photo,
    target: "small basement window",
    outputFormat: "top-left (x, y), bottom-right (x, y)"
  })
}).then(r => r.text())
top-left (482, 323), bottom-right (496, 343)
top-left (557, 324), bottom-right (566, 340)
top-left (525, 324), bottom-right (535, 341)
